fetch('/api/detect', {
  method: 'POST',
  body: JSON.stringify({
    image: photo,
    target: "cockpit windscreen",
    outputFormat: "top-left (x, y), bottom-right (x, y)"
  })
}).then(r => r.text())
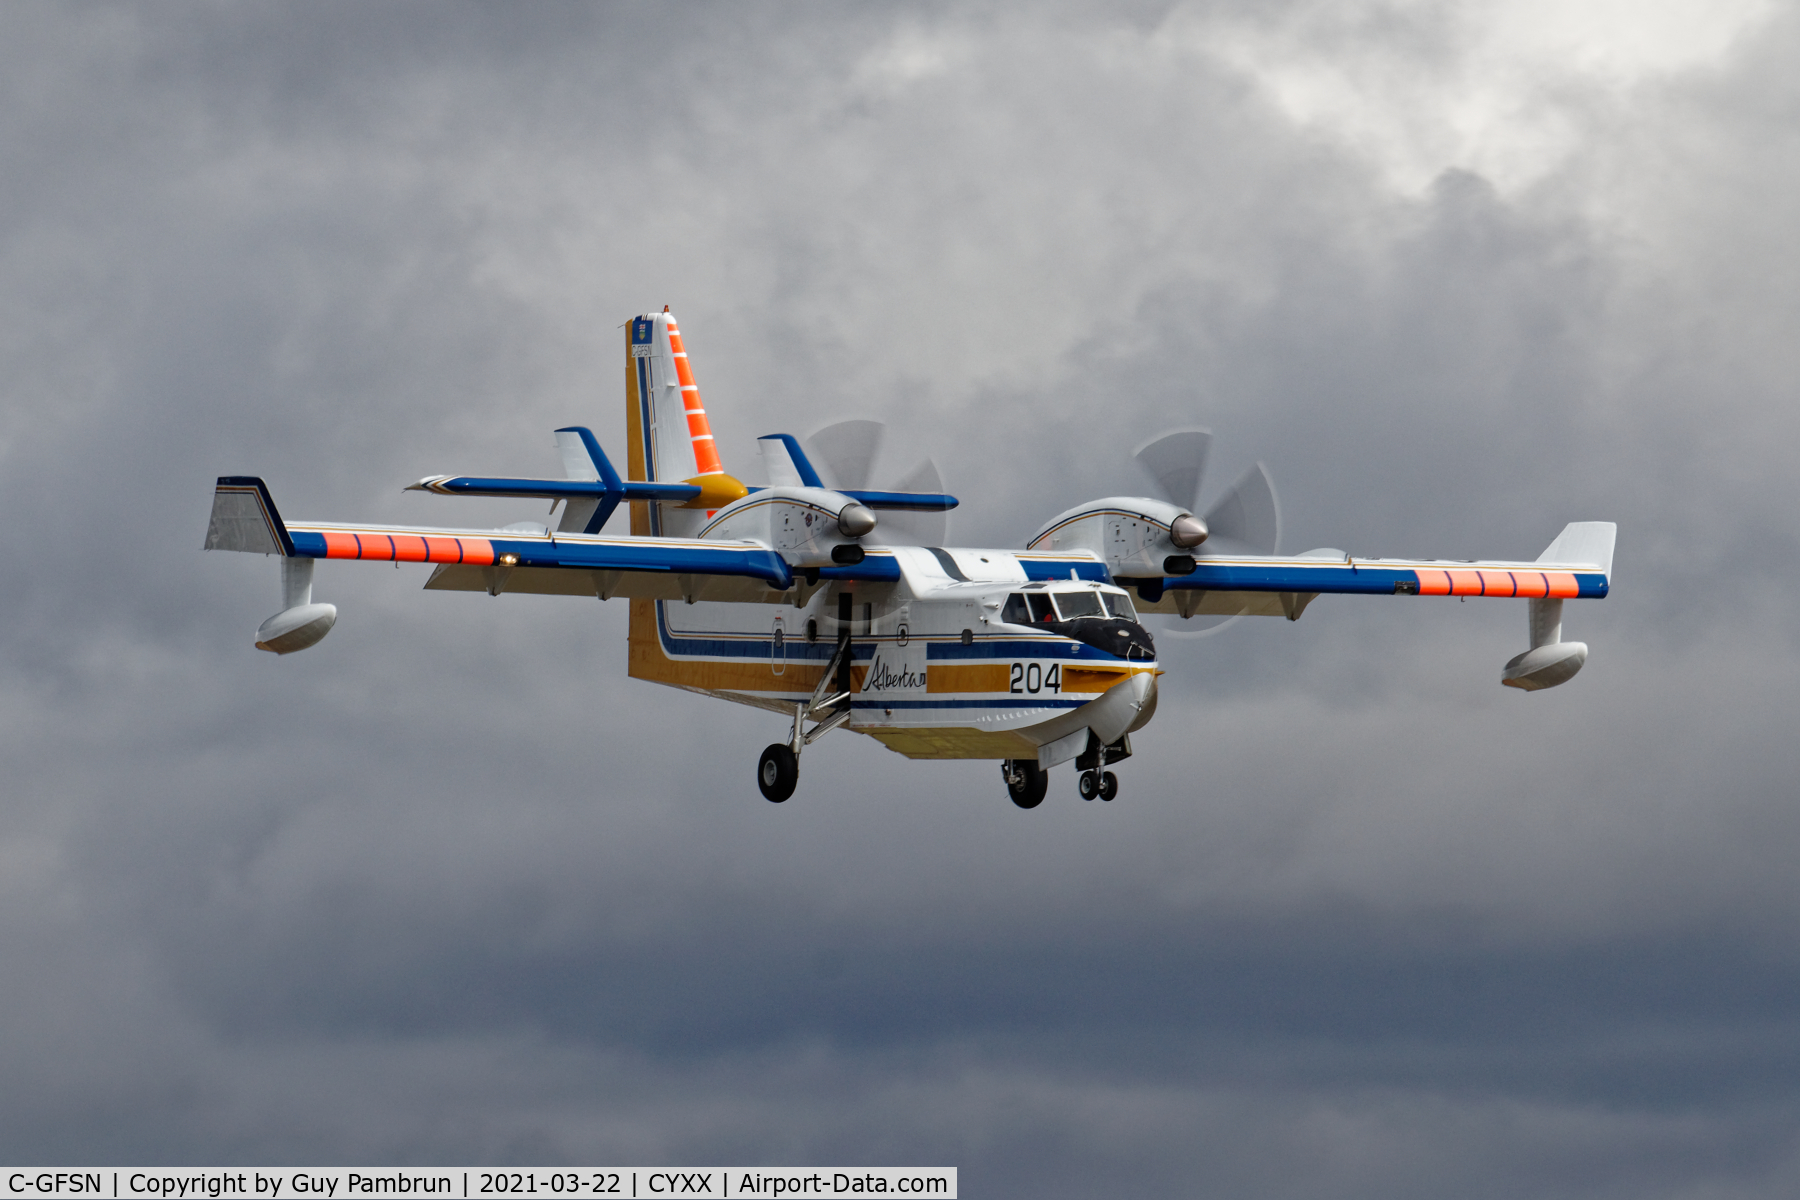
top-left (1102, 591), bottom-right (1137, 621)
top-left (1051, 590), bottom-right (1104, 620)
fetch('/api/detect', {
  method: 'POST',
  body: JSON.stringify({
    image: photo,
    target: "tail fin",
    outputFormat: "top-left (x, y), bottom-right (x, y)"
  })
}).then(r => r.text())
top-left (1536, 522), bottom-right (1617, 578)
top-left (625, 309), bottom-right (742, 535)
top-left (204, 476), bottom-right (295, 556)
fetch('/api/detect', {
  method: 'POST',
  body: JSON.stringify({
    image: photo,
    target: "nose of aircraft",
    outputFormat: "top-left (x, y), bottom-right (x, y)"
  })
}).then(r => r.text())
top-left (1060, 616), bottom-right (1157, 661)
top-left (1089, 669), bottom-right (1158, 746)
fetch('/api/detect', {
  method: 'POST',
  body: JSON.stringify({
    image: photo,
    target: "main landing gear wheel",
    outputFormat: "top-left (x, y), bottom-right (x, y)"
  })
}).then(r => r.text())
top-left (758, 744), bottom-right (798, 803)
top-left (1079, 771), bottom-right (1100, 801)
top-left (1098, 771), bottom-right (1118, 802)
top-left (1003, 760), bottom-right (1047, 809)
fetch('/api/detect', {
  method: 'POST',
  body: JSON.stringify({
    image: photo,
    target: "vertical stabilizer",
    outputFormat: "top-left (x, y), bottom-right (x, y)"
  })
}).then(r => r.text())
top-left (624, 309), bottom-right (740, 537)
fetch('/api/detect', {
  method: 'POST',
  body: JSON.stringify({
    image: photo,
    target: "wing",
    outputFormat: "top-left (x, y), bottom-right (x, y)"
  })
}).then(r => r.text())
top-left (205, 475), bottom-right (795, 604)
top-left (1134, 522), bottom-right (1616, 620)
top-left (203, 475), bottom-right (915, 605)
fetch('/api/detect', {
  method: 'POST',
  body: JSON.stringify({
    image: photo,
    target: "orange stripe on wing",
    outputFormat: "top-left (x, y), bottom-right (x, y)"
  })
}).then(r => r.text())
top-left (392, 534), bottom-right (429, 563)
top-left (457, 538), bottom-right (496, 566)
top-left (1415, 568), bottom-right (1451, 596)
top-left (320, 531), bottom-right (360, 560)
top-left (1478, 570), bottom-right (1516, 597)
top-left (1545, 571), bottom-right (1580, 598)
top-left (1513, 572), bottom-right (1549, 599)
top-left (1446, 569), bottom-right (1484, 596)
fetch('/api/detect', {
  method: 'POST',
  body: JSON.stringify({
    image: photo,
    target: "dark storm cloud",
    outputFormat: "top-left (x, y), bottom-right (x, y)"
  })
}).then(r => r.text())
top-left (3, 2), bottom-right (1800, 1196)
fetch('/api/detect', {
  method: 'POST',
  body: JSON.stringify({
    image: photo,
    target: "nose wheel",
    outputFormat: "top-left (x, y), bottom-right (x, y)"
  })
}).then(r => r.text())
top-left (1079, 770), bottom-right (1118, 801)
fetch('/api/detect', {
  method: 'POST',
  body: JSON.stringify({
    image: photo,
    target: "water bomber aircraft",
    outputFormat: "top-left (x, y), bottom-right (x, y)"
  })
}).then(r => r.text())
top-left (205, 308), bottom-right (1617, 806)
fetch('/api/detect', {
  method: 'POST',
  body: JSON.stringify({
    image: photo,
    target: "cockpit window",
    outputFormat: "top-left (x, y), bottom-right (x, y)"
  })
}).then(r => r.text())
top-left (1001, 593), bottom-right (1058, 624)
top-left (1052, 590), bottom-right (1104, 620)
top-left (1102, 592), bottom-right (1137, 621)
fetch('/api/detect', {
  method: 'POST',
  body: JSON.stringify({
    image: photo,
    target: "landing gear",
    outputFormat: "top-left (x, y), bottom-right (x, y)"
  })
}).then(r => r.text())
top-left (758, 744), bottom-right (798, 803)
top-left (755, 632), bottom-right (854, 804)
top-left (1078, 769), bottom-right (1120, 801)
top-left (1003, 760), bottom-right (1047, 809)
top-left (1072, 732), bottom-right (1130, 802)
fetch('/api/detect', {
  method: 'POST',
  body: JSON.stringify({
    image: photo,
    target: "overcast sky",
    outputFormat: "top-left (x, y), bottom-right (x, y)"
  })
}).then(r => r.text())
top-left (4, 2), bottom-right (1800, 1195)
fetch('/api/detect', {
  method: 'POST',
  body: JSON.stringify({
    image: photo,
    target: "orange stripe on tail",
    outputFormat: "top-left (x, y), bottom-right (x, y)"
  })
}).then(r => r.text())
top-left (664, 319), bottom-right (725, 477)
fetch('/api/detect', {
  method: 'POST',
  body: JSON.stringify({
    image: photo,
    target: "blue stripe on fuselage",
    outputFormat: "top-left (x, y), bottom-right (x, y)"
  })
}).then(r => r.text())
top-left (1020, 558), bottom-right (1110, 582)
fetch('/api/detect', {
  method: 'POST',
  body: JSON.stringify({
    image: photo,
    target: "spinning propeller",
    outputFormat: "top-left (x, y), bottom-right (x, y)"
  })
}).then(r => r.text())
top-left (1131, 428), bottom-right (1281, 638)
top-left (1132, 427), bottom-right (1280, 557)
top-left (805, 419), bottom-right (949, 546)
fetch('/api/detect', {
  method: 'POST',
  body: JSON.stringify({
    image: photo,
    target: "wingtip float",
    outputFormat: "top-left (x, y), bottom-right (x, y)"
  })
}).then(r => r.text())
top-left (205, 308), bottom-right (1617, 806)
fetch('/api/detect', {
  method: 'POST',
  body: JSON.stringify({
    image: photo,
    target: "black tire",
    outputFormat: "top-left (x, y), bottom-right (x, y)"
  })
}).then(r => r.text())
top-left (758, 743), bottom-right (798, 803)
top-left (1078, 771), bottom-right (1099, 801)
top-left (1003, 760), bottom-right (1047, 809)
top-left (1098, 771), bottom-right (1118, 802)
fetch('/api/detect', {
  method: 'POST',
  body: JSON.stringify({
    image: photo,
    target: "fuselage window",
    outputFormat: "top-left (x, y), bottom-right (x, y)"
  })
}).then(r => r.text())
top-left (1002, 593), bottom-right (1032, 625)
top-left (1052, 590), bottom-right (1104, 620)
top-left (1102, 592), bottom-right (1137, 621)
top-left (1026, 594), bottom-right (1056, 623)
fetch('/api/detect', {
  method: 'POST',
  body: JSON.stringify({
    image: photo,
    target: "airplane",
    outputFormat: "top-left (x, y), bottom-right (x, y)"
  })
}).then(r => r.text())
top-left (204, 307), bottom-right (1617, 807)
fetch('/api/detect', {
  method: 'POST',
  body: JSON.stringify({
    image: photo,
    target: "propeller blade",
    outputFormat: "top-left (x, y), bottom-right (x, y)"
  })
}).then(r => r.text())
top-left (872, 458), bottom-right (948, 546)
top-left (805, 420), bottom-right (886, 492)
top-left (1201, 462), bottom-right (1280, 556)
top-left (1132, 428), bottom-right (1212, 512)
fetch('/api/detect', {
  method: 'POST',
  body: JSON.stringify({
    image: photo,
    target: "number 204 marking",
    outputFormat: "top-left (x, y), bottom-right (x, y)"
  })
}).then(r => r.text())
top-left (1010, 662), bottom-right (1061, 694)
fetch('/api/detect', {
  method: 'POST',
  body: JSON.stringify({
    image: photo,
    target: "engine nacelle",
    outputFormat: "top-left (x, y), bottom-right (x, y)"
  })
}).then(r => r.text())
top-left (702, 486), bottom-right (874, 569)
top-left (1028, 496), bottom-right (1195, 579)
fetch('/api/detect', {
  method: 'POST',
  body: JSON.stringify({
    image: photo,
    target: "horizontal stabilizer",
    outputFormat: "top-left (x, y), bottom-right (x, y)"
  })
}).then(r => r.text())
top-left (204, 477), bottom-right (295, 556)
top-left (408, 475), bottom-right (701, 503)
top-left (754, 435), bottom-right (957, 511)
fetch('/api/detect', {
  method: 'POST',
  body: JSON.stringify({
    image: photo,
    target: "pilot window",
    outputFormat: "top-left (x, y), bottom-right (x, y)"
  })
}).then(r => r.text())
top-left (1052, 590), bottom-right (1104, 620)
top-left (1102, 592), bottom-right (1137, 621)
top-left (1002, 594), bottom-right (1057, 623)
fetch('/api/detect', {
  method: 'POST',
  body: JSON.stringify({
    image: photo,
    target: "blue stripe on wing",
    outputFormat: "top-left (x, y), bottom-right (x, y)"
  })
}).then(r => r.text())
top-left (490, 537), bottom-right (793, 588)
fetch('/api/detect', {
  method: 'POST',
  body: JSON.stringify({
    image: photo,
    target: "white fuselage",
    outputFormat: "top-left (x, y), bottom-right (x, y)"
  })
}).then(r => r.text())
top-left (633, 544), bottom-right (1160, 762)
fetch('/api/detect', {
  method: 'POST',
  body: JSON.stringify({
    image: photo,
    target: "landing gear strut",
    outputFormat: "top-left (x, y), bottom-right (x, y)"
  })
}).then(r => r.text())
top-left (1003, 760), bottom-right (1047, 809)
top-left (757, 629), bottom-right (852, 803)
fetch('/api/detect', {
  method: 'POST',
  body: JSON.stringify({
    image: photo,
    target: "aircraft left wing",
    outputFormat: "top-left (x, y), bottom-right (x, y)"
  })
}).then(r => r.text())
top-left (204, 476), bottom-right (801, 607)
